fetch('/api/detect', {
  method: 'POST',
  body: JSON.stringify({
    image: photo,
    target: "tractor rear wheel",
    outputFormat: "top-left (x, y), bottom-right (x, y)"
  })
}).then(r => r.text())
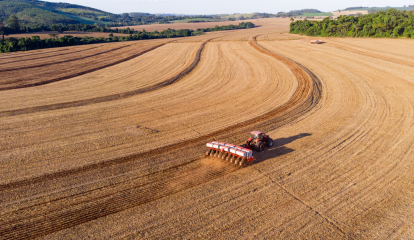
top-left (255, 141), bottom-right (264, 152)
top-left (266, 138), bottom-right (273, 147)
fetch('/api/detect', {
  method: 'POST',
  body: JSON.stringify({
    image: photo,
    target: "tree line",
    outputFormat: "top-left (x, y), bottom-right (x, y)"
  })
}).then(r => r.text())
top-left (290, 8), bottom-right (414, 38)
top-left (0, 22), bottom-right (255, 53)
top-left (0, 15), bottom-right (255, 38)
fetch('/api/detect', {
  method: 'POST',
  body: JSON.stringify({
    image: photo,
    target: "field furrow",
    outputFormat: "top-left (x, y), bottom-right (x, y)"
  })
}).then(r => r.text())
top-left (2, 18), bottom-right (414, 239)
top-left (0, 42), bottom-right (205, 116)
top-left (0, 37), bottom-right (324, 238)
top-left (0, 43), bottom-right (167, 90)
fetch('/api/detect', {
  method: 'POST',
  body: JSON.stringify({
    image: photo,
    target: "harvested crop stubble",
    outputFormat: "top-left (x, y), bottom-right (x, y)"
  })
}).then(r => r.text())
top-left (51, 37), bottom-right (414, 239)
top-left (256, 39), bottom-right (414, 238)
top-left (168, 18), bottom-right (301, 43)
top-left (0, 41), bottom-right (297, 182)
top-left (2, 17), bottom-right (414, 239)
top-left (0, 42), bottom-right (166, 90)
top-left (0, 42), bottom-right (200, 111)
top-left (0, 45), bottom-right (98, 64)
top-left (0, 40), bottom-right (309, 238)
top-left (39, 27), bottom-right (414, 240)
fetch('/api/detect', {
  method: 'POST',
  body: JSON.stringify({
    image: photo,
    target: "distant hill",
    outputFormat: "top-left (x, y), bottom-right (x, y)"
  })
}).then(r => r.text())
top-left (0, 0), bottom-right (228, 27)
top-left (275, 9), bottom-right (332, 17)
top-left (0, 0), bottom-right (117, 26)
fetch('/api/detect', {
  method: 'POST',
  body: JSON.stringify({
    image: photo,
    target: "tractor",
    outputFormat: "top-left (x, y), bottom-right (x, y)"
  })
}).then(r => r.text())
top-left (205, 131), bottom-right (273, 167)
top-left (242, 131), bottom-right (273, 152)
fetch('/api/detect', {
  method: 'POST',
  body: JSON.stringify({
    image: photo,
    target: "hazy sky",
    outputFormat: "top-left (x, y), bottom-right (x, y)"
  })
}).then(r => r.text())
top-left (45, 0), bottom-right (413, 14)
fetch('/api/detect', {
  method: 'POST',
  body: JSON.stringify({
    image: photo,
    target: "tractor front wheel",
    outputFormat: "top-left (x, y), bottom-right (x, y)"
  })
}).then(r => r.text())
top-left (255, 141), bottom-right (264, 152)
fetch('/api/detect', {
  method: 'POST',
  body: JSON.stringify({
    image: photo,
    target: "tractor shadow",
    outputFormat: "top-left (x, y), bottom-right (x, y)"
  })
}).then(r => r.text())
top-left (252, 133), bottom-right (312, 164)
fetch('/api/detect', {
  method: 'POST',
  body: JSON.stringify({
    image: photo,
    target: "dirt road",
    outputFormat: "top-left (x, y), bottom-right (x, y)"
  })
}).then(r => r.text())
top-left (1, 18), bottom-right (414, 239)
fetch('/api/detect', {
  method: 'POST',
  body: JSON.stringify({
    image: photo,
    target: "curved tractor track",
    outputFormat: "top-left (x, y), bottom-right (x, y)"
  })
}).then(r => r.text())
top-left (0, 45), bottom-right (101, 65)
top-left (0, 38), bottom-right (323, 239)
top-left (0, 41), bottom-right (208, 117)
top-left (0, 44), bottom-right (166, 91)
top-left (3, 18), bottom-right (414, 239)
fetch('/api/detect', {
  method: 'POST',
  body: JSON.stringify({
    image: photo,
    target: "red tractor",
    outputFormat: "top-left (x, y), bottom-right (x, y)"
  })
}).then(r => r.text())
top-left (242, 131), bottom-right (273, 152)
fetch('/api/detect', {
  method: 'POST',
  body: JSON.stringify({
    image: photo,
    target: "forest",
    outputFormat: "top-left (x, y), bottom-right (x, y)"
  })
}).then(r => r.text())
top-left (290, 9), bottom-right (414, 38)
top-left (0, 22), bottom-right (255, 53)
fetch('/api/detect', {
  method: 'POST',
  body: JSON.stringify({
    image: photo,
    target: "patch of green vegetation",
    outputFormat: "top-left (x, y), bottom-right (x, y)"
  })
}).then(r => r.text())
top-left (341, 6), bottom-right (414, 13)
top-left (290, 8), bottom-right (414, 38)
top-left (217, 13), bottom-right (275, 20)
top-left (222, 13), bottom-right (255, 19)
top-left (171, 18), bottom-right (218, 23)
top-left (56, 11), bottom-right (108, 25)
top-left (276, 9), bottom-right (321, 17)
top-left (301, 12), bottom-right (333, 17)
top-left (57, 8), bottom-right (105, 15)
top-left (0, 0), bottom-right (78, 25)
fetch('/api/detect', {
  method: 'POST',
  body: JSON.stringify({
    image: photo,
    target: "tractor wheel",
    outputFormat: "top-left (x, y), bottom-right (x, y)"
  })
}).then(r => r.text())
top-left (266, 138), bottom-right (273, 147)
top-left (255, 141), bottom-right (264, 152)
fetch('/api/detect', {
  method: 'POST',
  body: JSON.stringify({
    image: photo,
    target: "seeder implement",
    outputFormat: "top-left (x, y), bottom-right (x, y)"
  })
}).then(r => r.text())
top-left (206, 141), bottom-right (254, 167)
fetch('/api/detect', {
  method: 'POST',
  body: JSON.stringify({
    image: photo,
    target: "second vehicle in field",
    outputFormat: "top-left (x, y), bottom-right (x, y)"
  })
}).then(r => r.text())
top-left (310, 40), bottom-right (322, 44)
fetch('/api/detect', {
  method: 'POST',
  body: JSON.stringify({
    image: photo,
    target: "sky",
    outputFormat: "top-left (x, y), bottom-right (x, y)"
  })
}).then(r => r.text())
top-left (45, 0), bottom-right (413, 14)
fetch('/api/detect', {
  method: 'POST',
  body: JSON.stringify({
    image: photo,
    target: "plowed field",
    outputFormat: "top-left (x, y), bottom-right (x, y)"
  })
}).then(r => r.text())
top-left (1, 18), bottom-right (414, 239)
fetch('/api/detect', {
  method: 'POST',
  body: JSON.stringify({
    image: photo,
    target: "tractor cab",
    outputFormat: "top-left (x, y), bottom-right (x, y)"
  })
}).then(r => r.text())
top-left (250, 131), bottom-right (264, 141)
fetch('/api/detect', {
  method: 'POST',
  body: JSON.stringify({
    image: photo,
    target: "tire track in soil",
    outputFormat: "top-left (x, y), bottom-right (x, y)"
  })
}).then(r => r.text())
top-left (0, 44), bottom-right (163, 91)
top-left (251, 38), bottom-right (348, 238)
top-left (0, 39), bottom-right (324, 239)
top-left (0, 45), bottom-right (101, 65)
top-left (328, 42), bottom-right (414, 68)
top-left (0, 44), bottom-right (131, 73)
top-left (0, 47), bottom-right (81, 60)
top-left (0, 41), bottom-right (205, 116)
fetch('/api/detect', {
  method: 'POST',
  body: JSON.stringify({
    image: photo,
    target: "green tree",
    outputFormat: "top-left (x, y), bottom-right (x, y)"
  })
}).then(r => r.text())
top-left (0, 22), bottom-right (6, 41)
top-left (7, 15), bottom-right (20, 32)
top-left (48, 33), bottom-right (59, 39)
